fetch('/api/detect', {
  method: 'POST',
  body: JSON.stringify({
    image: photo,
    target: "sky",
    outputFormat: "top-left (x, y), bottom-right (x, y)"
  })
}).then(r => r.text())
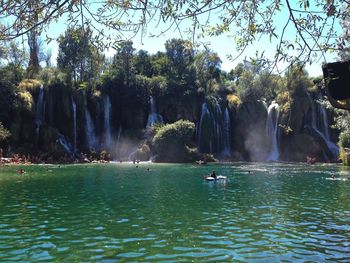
top-left (42, 1), bottom-right (341, 77)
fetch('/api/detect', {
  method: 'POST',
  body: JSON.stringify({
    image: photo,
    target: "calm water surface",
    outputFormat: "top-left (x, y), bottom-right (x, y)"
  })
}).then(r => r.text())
top-left (0, 162), bottom-right (349, 262)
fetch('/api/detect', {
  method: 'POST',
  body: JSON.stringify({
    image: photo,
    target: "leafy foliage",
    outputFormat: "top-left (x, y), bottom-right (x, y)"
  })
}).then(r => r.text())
top-left (17, 79), bottom-right (41, 92)
top-left (0, 122), bottom-right (10, 143)
top-left (57, 26), bottom-right (105, 83)
top-left (1, 0), bottom-right (345, 73)
top-left (153, 120), bottom-right (195, 162)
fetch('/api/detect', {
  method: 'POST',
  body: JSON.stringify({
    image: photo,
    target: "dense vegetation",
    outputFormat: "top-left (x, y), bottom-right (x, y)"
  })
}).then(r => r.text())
top-left (0, 29), bottom-right (348, 164)
top-left (1, 0), bottom-right (350, 164)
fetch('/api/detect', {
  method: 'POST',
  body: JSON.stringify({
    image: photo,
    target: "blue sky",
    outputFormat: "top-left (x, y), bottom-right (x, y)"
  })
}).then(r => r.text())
top-left (43, 1), bottom-right (341, 77)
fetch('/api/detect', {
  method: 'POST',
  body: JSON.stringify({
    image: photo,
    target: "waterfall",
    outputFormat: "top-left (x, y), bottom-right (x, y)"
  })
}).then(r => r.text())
top-left (84, 107), bottom-right (97, 149)
top-left (317, 94), bottom-right (330, 140)
top-left (72, 98), bottom-right (77, 153)
top-left (197, 99), bottom-right (225, 155)
top-left (35, 85), bottom-right (44, 147)
top-left (57, 133), bottom-right (74, 155)
top-left (307, 93), bottom-right (339, 160)
top-left (221, 107), bottom-right (231, 157)
top-left (213, 99), bottom-right (223, 152)
top-left (115, 127), bottom-right (122, 159)
top-left (104, 95), bottom-right (112, 148)
top-left (146, 96), bottom-right (163, 127)
top-left (308, 93), bottom-right (317, 129)
top-left (266, 101), bottom-right (280, 161)
top-left (197, 102), bottom-right (211, 153)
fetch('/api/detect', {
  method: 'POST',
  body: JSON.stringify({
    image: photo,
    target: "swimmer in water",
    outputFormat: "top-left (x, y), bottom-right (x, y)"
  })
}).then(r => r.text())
top-left (17, 168), bottom-right (25, 174)
top-left (210, 170), bottom-right (217, 179)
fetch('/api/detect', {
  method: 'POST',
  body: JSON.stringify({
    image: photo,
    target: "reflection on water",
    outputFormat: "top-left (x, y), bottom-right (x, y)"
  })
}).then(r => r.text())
top-left (0, 163), bottom-right (349, 261)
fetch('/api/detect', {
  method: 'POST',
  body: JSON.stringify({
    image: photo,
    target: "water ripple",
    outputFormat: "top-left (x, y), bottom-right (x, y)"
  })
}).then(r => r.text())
top-left (0, 163), bottom-right (349, 261)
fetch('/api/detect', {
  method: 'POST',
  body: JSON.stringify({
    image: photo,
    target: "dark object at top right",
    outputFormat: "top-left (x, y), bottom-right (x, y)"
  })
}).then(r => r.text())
top-left (322, 60), bottom-right (350, 100)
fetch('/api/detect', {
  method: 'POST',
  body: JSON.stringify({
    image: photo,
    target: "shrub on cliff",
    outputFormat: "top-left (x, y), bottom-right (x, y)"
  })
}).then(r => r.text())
top-left (0, 122), bottom-right (10, 143)
top-left (17, 79), bottom-right (41, 93)
top-left (152, 120), bottom-right (195, 162)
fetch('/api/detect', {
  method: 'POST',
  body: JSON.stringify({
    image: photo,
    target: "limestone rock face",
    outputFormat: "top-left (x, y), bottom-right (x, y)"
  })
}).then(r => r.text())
top-left (280, 134), bottom-right (323, 162)
top-left (278, 86), bottom-right (336, 162)
top-left (233, 100), bottom-right (268, 161)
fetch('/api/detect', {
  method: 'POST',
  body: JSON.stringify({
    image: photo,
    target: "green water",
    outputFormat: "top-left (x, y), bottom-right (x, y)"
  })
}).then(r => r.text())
top-left (0, 162), bottom-right (349, 262)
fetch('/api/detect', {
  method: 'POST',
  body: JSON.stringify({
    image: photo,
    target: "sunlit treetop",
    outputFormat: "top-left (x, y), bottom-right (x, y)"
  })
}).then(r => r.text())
top-left (0, 0), bottom-right (349, 71)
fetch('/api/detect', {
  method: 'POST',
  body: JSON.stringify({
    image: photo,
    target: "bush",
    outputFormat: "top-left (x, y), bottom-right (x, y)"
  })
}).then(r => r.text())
top-left (227, 94), bottom-right (241, 108)
top-left (153, 120), bottom-right (195, 162)
top-left (276, 91), bottom-right (291, 114)
top-left (17, 91), bottom-right (34, 112)
top-left (17, 79), bottom-right (42, 93)
top-left (0, 122), bottom-right (11, 142)
top-left (339, 147), bottom-right (350, 166)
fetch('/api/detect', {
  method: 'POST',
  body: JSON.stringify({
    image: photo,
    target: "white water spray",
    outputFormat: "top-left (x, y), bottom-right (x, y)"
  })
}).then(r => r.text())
top-left (85, 107), bottom-right (97, 149)
top-left (146, 96), bottom-right (163, 127)
top-left (104, 96), bottom-right (112, 148)
top-left (35, 85), bottom-right (44, 147)
top-left (222, 107), bottom-right (231, 157)
top-left (266, 101), bottom-right (280, 161)
top-left (72, 98), bottom-right (77, 152)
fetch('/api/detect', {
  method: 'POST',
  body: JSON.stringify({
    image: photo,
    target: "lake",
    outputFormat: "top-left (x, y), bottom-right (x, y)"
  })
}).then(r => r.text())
top-left (0, 162), bottom-right (349, 262)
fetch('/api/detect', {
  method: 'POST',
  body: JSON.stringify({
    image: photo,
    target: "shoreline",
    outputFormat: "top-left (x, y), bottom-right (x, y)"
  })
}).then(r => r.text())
top-left (0, 157), bottom-right (341, 167)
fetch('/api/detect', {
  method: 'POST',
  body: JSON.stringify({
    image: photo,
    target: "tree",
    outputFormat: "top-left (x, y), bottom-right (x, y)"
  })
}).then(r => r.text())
top-left (112, 41), bottom-right (136, 88)
top-left (0, 0), bottom-right (347, 70)
top-left (0, 39), bottom-right (27, 67)
top-left (165, 39), bottom-right (194, 79)
top-left (165, 39), bottom-right (196, 96)
top-left (26, 0), bottom-right (41, 78)
top-left (57, 26), bottom-right (104, 83)
top-left (194, 50), bottom-right (222, 94)
top-left (134, 50), bottom-right (153, 77)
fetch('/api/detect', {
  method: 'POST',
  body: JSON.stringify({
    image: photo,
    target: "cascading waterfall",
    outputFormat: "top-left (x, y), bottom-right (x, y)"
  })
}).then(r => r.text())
top-left (307, 93), bottom-right (339, 160)
top-left (72, 98), bottom-right (77, 153)
top-left (197, 99), bottom-right (225, 155)
top-left (146, 96), bottom-right (163, 127)
top-left (213, 99), bottom-right (223, 152)
top-left (115, 127), bottom-right (122, 159)
top-left (197, 102), bottom-right (211, 153)
top-left (35, 84), bottom-right (44, 147)
top-left (84, 107), bottom-right (97, 149)
top-left (57, 133), bottom-right (74, 155)
top-left (266, 101), bottom-right (280, 161)
top-left (317, 93), bottom-right (330, 140)
top-left (221, 107), bottom-right (231, 157)
top-left (104, 95), bottom-right (112, 148)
